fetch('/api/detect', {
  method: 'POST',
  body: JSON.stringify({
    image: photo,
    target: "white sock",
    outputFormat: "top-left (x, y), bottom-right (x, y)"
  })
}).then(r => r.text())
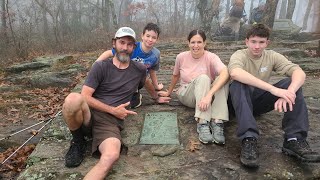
top-left (214, 119), bottom-right (223, 124)
top-left (287, 138), bottom-right (297, 141)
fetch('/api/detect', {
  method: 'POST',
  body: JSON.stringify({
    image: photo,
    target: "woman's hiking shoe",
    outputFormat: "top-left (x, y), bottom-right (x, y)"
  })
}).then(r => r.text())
top-left (240, 137), bottom-right (259, 168)
top-left (197, 122), bottom-right (213, 144)
top-left (65, 140), bottom-right (87, 168)
top-left (210, 122), bottom-right (225, 144)
top-left (282, 139), bottom-right (320, 162)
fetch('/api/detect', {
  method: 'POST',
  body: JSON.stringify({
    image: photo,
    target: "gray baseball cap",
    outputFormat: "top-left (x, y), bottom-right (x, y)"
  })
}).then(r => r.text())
top-left (114, 27), bottom-right (136, 41)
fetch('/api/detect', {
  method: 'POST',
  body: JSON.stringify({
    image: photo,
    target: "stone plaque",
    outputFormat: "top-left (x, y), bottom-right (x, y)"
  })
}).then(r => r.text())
top-left (139, 112), bottom-right (179, 145)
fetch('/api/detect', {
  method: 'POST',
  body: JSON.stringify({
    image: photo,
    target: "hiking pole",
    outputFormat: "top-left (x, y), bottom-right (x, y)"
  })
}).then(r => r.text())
top-left (1, 110), bottom-right (62, 165)
top-left (0, 111), bottom-right (62, 141)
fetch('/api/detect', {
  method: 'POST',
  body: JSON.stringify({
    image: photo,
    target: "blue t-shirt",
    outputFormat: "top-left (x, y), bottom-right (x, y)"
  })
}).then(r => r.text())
top-left (112, 42), bottom-right (160, 73)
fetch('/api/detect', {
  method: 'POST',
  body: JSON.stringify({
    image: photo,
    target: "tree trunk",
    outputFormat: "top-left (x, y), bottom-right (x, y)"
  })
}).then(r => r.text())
top-left (173, 0), bottom-right (178, 35)
top-left (311, 0), bottom-right (319, 34)
top-left (104, 0), bottom-right (110, 31)
top-left (34, 0), bottom-right (61, 45)
top-left (261, 0), bottom-right (279, 29)
top-left (248, 0), bottom-right (254, 24)
top-left (42, 5), bottom-right (49, 39)
top-left (226, 0), bottom-right (231, 15)
top-left (1, 0), bottom-right (8, 44)
top-left (197, 0), bottom-right (220, 36)
top-left (191, 0), bottom-right (197, 27)
top-left (286, 0), bottom-right (296, 19)
top-left (108, 0), bottom-right (118, 29)
top-left (147, 0), bottom-right (160, 25)
top-left (302, 0), bottom-right (314, 30)
top-left (95, 0), bottom-right (100, 28)
top-left (182, 0), bottom-right (186, 34)
top-left (118, 0), bottom-right (132, 26)
top-left (279, 0), bottom-right (287, 19)
top-left (59, 0), bottom-right (68, 37)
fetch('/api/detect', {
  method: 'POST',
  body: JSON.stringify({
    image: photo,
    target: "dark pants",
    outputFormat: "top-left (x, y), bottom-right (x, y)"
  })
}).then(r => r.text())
top-left (228, 78), bottom-right (309, 141)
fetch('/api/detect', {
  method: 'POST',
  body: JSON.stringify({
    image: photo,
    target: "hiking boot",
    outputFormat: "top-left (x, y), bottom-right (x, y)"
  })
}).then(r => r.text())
top-left (240, 137), bottom-right (259, 168)
top-left (210, 121), bottom-right (225, 145)
top-left (282, 139), bottom-right (320, 162)
top-left (197, 122), bottom-right (213, 144)
top-left (131, 91), bottom-right (142, 109)
top-left (65, 140), bottom-right (87, 168)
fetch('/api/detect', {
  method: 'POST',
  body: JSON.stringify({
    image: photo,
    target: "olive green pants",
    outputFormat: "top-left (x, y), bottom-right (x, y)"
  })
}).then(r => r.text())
top-left (177, 74), bottom-right (229, 124)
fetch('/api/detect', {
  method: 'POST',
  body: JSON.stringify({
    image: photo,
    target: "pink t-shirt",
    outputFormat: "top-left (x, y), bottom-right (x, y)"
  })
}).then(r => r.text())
top-left (173, 51), bottom-right (226, 91)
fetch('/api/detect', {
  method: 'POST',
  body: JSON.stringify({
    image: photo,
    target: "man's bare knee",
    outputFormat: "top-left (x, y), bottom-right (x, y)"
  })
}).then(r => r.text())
top-left (62, 93), bottom-right (88, 129)
top-left (63, 93), bottom-right (83, 108)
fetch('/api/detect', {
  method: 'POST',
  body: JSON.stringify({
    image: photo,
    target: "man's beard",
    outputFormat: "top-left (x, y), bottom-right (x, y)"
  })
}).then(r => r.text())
top-left (115, 50), bottom-right (131, 63)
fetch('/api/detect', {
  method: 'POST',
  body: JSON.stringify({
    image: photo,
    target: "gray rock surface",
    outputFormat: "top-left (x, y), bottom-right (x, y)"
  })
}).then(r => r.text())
top-left (17, 41), bottom-right (320, 179)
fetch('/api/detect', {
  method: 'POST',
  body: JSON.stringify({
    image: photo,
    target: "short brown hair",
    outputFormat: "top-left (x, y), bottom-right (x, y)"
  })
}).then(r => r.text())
top-left (246, 23), bottom-right (271, 39)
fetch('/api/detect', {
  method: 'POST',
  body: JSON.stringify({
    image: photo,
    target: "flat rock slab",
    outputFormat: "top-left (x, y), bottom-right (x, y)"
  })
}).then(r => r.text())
top-left (139, 112), bottom-right (179, 145)
top-left (17, 42), bottom-right (320, 179)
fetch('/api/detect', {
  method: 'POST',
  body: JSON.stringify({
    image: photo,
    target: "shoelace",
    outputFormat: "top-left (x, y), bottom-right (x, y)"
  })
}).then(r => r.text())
top-left (296, 140), bottom-right (312, 152)
top-left (243, 138), bottom-right (257, 154)
top-left (214, 123), bottom-right (224, 135)
top-left (199, 124), bottom-right (211, 134)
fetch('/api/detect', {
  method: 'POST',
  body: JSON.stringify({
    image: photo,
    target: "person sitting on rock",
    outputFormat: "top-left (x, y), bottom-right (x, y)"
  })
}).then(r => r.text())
top-left (96, 23), bottom-right (170, 108)
top-left (159, 29), bottom-right (230, 145)
top-left (228, 23), bottom-right (320, 168)
top-left (216, 0), bottom-right (247, 40)
top-left (62, 27), bottom-right (147, 179)
top-left (249, 3), bottom-right (266, 24)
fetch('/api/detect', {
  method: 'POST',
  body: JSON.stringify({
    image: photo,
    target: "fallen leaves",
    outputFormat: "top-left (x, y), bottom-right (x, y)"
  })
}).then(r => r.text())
top-left (0, 144), bottom-right (36, 178)
top-left (187, 139), bottom-right (201, 152)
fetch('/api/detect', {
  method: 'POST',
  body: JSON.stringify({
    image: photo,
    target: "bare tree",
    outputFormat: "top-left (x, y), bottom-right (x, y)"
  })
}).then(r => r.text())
top-left (302, 0), bottom-right (314, 30)
top-left (1, 0), bottom-right (8, 44)
top-left (119, 0), bottom-right (133, 25)
top-left (248, 0), bottom-right (254, 22)
top-left (261, 0), bottom-right (279, 29)
top-left (311, 0), bottom-right (319, 34)
top-left (181, 0), bottom-right (187, 34)
top-left (286, 0), bottom-right (296, 20)
top-left (197, 0), bottom-right (220, 35)
top-left (279, 0), bottom-right (287, 19)
top-left (226, 0), bottom-right (231, 15)
top-left (34, 0), bottom-right (61, 45)
top-left (109, 0), bottom-right (118, 29)
top-left (173, 0), bottom-right (179, 35)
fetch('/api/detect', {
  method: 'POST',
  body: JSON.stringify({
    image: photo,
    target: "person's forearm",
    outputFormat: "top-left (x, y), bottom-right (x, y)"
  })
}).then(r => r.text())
top-left (149, 70), bottom-right (159, 87)
top-left (230, 68), bottom-right (274, 92)
top-left (82, 95), bottom-right (115, 114)
top-left (96, 50), bottom-right (113, 61)
top-left (144, 78), bottom-right (158, 99)
top-left (207, 67), bottom-right (229, 97)
top-left (167, 75), bottom-right (180, 95)
top-left (288, 68), bottom-right (306, 92)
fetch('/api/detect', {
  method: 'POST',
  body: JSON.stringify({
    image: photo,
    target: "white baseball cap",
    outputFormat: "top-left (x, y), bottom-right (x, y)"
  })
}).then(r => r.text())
top-left (114, 27), bottom-right (136, 41)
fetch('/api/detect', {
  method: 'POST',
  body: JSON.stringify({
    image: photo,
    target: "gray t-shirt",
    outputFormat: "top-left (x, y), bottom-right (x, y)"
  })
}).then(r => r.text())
top-left (84, 59), bottom-right (146, 107)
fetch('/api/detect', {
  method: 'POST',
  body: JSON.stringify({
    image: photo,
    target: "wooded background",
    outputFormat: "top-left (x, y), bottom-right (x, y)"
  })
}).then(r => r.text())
top-left (0, 0), bottom-right (319, 62)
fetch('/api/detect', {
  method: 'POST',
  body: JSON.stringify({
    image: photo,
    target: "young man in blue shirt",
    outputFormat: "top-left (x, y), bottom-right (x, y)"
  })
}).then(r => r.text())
top-left (97, 23), bottom-right (170, 108)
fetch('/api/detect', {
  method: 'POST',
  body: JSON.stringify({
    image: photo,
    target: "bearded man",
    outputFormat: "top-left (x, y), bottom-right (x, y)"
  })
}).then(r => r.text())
top-left (62, 27), bottom-right (146, 179)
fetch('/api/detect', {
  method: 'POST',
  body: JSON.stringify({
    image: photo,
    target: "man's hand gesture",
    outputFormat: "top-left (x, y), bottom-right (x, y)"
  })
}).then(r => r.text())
top-left (112, 102), bottom-right (137, 119)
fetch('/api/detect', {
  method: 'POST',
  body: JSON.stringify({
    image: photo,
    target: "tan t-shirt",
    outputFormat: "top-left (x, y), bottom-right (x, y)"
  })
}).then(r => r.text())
top-left (228, 49), bottom-right (300, 82)
top-left (173, 51), bottom-right (226, 92)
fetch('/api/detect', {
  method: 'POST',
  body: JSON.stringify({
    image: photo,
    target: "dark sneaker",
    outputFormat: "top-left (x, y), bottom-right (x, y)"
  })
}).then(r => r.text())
top-left (210, 121), bottom-right (225, 145)
top-left (65, 140), bottom-right (86, 167)
top-left (282, 139), bottom-right (320, 162)
top-left (131, 92), bottom-right (142, 109)
top-left (197, 122), bottom-right (213, 144)
top-left (240, 137), bottom-right (259, 168)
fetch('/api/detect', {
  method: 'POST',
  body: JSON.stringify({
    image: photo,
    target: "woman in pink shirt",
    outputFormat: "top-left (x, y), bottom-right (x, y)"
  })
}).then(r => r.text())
top-left (159, 29), bottom-right (230, 144)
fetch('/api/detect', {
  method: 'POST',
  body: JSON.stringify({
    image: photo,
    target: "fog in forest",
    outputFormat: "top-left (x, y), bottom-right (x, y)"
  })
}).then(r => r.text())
top-left (0, 0), bottom-right (319, 63)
